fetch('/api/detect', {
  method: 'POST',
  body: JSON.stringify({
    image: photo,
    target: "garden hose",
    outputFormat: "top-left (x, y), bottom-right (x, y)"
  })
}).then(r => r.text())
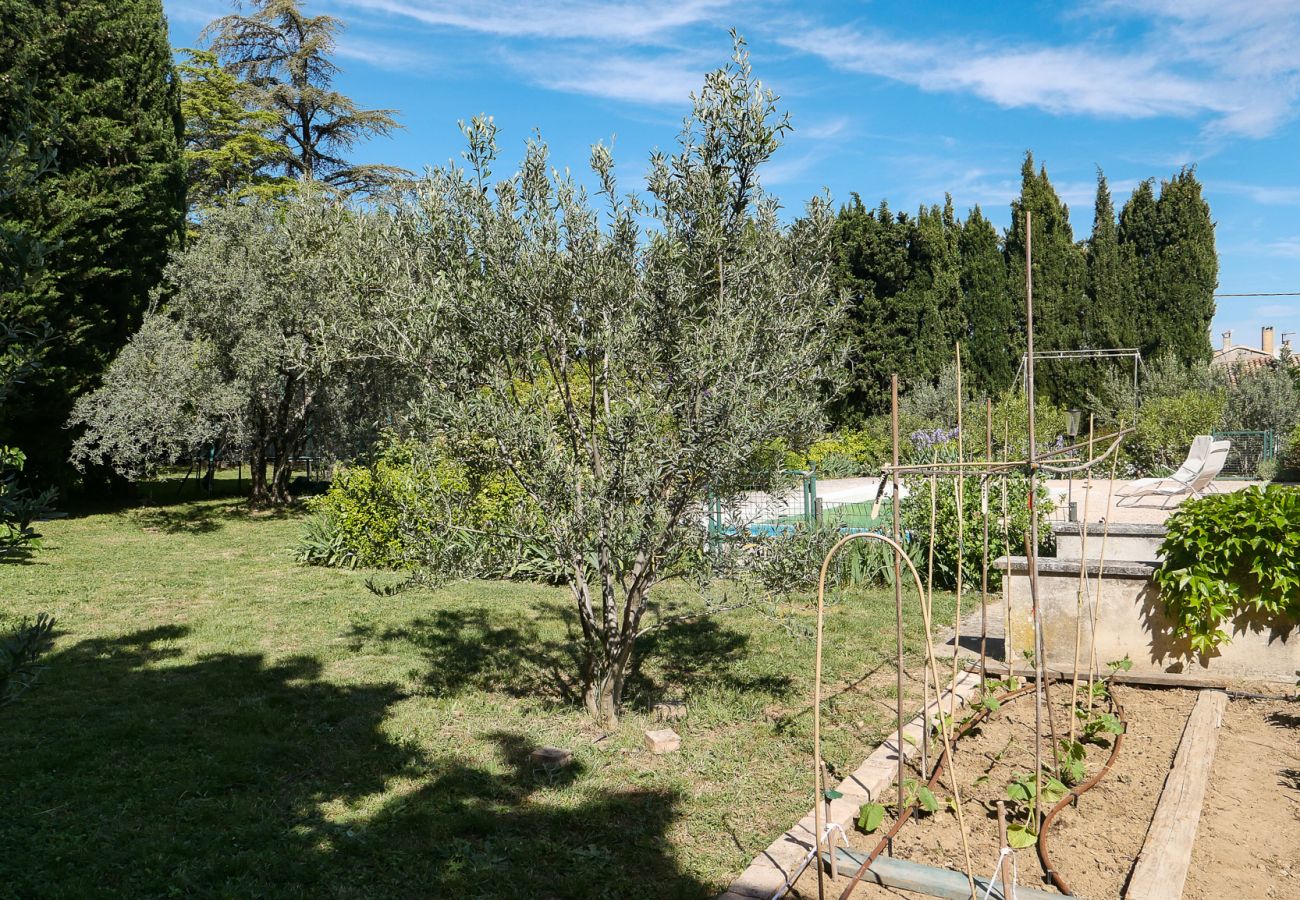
top-left (837, 683), bottom-right (1037, 900)
top-left (1036, 686), bottom-right (1127, 897)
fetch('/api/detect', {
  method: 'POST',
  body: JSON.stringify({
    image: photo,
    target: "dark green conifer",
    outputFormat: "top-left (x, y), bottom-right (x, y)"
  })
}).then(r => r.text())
top-left (0, 0), bottom-right (185, 484)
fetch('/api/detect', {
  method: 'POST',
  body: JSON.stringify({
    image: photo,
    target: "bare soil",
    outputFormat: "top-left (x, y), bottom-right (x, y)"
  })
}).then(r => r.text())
top-left (1184, 698), bottom-right (1300, 900)
top-left (791, 684), bottom-right (1207, 899)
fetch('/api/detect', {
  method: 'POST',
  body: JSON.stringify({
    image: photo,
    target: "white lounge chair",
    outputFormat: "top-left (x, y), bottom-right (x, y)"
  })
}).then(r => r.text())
top-left (1117, 437), bottom-right (1229, 507)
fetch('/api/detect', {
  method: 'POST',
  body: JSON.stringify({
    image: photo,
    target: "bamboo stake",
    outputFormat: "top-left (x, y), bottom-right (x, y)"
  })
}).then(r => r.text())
top-left (811, 532), bottom-right (980, 900)
top-left (1087, 421), bottom-right (1125, 712)
top-left (923, 448), bottom-right (938, 780)
top-left (997, 800), bottom-right (1014, 890)
top-left (981, 397), bottom-right (992, 683)
top-left (1024, 208), bottom-right (1046, 835)
top-left (950, 343), bottom-right (965, 721)
top-left (1002, 419), bottom-right (1012, 683)
top-left (892, 374), bottom-right (905, 814)
top-left (1068, 415), bottom-right (1096, 742)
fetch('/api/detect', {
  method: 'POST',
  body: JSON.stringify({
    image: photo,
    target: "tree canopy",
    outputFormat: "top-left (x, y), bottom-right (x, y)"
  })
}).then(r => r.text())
top-left (0, 0), bottom-right (185, 486)
top-left (177, 48), bottom-right (292, 215)
top-left (829, 154), bottom-right (1217, 418)
top-left (201, 0), bottom-right (409, 196)
top-left (70, 194), bottom-right (408, 505)
top-left (370, 41), bottom-right (844, 724)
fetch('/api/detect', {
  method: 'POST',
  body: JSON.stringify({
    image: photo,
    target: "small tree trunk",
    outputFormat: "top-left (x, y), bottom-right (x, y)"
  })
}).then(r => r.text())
top-left (271, 453), bottom-right (295, 504)
top-left (249, 442), bottom-right (270, 506)
top-left (581, 656), bottom-right (626, 728)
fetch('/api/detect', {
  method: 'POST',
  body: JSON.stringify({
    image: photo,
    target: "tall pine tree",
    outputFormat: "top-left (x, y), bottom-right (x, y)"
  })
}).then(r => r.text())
top-left (0, 0), bottom-right (185, 485)
top-left (202, 0), bottom-right (410, 195)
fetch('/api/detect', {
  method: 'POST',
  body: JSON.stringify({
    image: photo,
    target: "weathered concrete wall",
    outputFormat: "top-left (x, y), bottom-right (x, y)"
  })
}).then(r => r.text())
top-left (998, 556), bottom-right (1298, 683)
top-left (1052, 522), bottom-right (1165, 562)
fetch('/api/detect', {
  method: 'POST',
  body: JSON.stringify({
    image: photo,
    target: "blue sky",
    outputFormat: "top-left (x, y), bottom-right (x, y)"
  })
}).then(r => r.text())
top-left (164, 0), bottom-right (1300, 351)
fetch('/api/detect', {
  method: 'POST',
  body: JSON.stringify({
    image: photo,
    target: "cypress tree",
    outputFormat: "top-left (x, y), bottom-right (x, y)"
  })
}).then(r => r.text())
top-left (0, 0), bottom-right (185, 485)
top-left (1081, 170), bottom-right (1141, 392)
top-left (1117, 172), bottom-right (1216, 367)
top-left (830, 196), bottom-right (912, 420)
top-left (960, 205), bottom-right (1016, 394)
top-left (1118, 179), bottom-right (1160, 358)
top-left (1005, 152), bottom-right (1088, 405)
top-left (829, 196), bottom-right (964, 421)
top-left (1153, 168), bottom-right (1217, 367)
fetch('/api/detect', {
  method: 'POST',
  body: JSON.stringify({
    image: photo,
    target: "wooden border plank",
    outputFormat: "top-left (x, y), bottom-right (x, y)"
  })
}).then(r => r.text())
top-left (1125, 690), bottom-right (1229, 900)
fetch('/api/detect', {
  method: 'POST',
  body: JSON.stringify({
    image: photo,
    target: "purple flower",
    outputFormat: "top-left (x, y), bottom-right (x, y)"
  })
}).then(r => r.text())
top-left (909, 426), bottom-right (961, 451)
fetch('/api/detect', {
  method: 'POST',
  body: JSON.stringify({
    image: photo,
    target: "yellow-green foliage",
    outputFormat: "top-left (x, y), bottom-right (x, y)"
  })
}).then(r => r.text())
top-left (303, 441), bottom-right (534, 570)
top-left (792, 420), bottom-right (892, 476)
top-left (1277, 429), bottom-right (1300, 480)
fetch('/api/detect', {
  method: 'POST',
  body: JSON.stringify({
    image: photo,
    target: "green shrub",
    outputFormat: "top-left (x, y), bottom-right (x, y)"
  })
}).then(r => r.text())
top-left (901, 473), bottom-right (1050, 591)
top-left (747, 516), bottom-right (922, 594)
top-left (297, 440), bottom-right (543, 574)
top-left (1127, 389), bottom-right (1226, 474)
top-left (1154, 486), bottom-right (1300, 654)
top-left (1276, 429), bottom-right (1300, 481)
top-left (966, 392), bottom-right (1069, 464)
top-left (1221, 362), bottom-right (1300, 436)
top-left (1257, 457), bottom-right (1279, 482)
top-left (799, 420), bottom-right (892, 476)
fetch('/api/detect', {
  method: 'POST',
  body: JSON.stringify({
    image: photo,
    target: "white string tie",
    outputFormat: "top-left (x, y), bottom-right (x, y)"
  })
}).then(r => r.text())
top-left (979, 845), bottom-right (1018, 900)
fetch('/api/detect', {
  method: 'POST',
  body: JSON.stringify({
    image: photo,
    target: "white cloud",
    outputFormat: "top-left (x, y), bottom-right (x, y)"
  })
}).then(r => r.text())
top-left (336, 36), bottom-right (434, 73)
top-left (782, 3), bottom-right (1300, 138)
top-left (336, 0), bottom-right (729, 43)
top-left (800, 116), bottom-right (851, 140)
top-left (1214, 182), bottom-right (1300, 206)
top-left (515, 49), bottom-right (710, 106)
top-left (1263, 239), bottom-right (1300, 258)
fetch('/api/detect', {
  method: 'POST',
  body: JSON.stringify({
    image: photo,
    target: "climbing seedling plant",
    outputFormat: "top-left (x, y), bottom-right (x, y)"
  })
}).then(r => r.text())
top-left (854, 779), bottom-right (938, 835)
top-left (1003, 772), bottom-right (1067, 849)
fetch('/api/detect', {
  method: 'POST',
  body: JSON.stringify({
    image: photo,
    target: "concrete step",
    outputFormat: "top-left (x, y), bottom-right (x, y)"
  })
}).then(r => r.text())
top-left (1052, 521), bottom-right (1165, 562)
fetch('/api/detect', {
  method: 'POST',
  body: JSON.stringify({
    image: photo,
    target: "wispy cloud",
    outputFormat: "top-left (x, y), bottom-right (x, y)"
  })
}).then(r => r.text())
top-left (335, 36), bottom-right (434, 73)
top-left (783, 26), bottom-right (1234, 124)
top-left (512, 49), bottom-right (711, 106)
top-left (336, 0), bottom-right (729, 43)
top-left (799, 116), bottom-right (851, 140)
top-left (1262, 238), bottom-right (1300, 258)
top-left (781, 3), bottom-right (1300, 138)
top-left (1214, 182), bottom-right (1300, 206)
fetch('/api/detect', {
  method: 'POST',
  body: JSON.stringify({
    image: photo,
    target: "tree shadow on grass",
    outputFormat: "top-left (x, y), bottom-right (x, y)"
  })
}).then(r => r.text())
top-left (351, 594), bottom-right (794, 714)
top-left (0, 625), bottom-right (710, 899)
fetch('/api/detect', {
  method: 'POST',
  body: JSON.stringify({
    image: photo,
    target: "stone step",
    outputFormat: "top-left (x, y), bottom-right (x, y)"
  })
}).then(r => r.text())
top-left (1052, 521), bottom-right (1166, 562)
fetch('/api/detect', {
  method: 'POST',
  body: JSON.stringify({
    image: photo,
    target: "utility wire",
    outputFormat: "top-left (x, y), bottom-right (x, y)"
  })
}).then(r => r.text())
top-left (1214, 292), bottom-right (1300, 297)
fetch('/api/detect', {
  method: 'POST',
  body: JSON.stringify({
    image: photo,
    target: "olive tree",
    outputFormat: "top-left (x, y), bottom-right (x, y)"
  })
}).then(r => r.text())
top-left (70, 194), bottom-right (405, 504)
top-left (382, 43), bottom-right (844, 725)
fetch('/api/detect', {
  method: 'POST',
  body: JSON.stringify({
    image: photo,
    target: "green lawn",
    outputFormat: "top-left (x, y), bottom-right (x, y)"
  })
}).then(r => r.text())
top-left (2, 486), bottom-right (954, 899)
